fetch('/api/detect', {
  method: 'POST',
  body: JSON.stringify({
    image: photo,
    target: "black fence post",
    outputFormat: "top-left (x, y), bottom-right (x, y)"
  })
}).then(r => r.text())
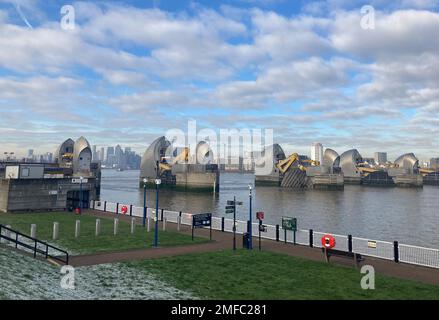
top-left (221, 217), bottom-right (225, 232)
top-left (104, 201), bottom-right (107, 212)
top-left (247, 220), bottom-right (251, 234)
top-left (394, 241), bottom-right (399, 263)
top-left (309, 229), bottom-right (314, 248)
top-left (92, 200), bottom-right (95, 210)
top-left (116, 203), bottom-right (119, 214)
top-left (275, 224), bottom-right (280, 242)
top-left (129, 204), bottom-right (133, 216)
top-left (161, 209), bottom-right (164, 221)
top-left (348, 235), bottom-right (353, 253)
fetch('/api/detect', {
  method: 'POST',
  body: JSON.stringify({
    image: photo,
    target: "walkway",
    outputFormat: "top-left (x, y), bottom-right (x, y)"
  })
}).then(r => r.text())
top-left (68, 210), bottom-right (439, 286)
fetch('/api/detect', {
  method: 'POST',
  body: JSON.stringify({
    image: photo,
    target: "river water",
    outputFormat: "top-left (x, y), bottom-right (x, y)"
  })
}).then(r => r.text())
top-left (100, 169), bottom-right (439, 248)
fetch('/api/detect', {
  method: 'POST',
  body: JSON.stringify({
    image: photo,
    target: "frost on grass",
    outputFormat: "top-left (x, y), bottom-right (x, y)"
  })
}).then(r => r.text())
top-left (0, 247), bottom-right (196, 300)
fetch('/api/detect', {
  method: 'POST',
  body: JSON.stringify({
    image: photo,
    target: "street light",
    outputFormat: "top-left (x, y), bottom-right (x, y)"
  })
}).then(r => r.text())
top-left (153, 160), bottom-right (161, 247)
top-left (79, 176), bottom-right (84, 215)
top-left (142, 178), bottom-right (148, 227)
top-left (248, 184), bottom-right (253, 250)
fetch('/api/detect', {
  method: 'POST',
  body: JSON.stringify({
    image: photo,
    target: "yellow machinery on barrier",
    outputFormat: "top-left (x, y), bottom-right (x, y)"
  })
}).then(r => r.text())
top-left (275, 153), bottom-right (320, 174)
top-left (159, 147), bottom-right (189, 172)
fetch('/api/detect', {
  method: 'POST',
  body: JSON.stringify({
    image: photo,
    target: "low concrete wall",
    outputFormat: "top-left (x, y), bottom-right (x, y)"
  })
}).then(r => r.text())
top-left (1, 178), bottom-right (98, 212)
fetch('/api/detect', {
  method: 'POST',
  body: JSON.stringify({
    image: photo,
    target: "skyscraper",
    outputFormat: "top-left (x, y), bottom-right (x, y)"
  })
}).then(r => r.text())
top-left (310, 143), bottom-right (324, 164)
top-left (374, 152), bottom-right (387, 165)
top-left (100, 147), bottom-right (105, 161)
top-left (92, 145), bottom-right (97, 160)
top-left (107, 147), bottom-right (114, 162)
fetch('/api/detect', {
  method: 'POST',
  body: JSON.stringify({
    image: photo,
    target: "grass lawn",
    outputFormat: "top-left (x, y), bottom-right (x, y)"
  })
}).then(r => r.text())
top-left (127, 250), bottom-right (439, 300)
top-left (0, 212), bottom-right (207, 254)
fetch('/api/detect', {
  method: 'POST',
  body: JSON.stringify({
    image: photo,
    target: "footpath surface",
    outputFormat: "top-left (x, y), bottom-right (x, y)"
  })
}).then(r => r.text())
top-left (68, 210), bottom-right (439, 286)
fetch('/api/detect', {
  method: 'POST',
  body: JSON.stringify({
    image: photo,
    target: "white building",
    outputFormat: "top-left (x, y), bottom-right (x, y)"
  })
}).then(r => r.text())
top-left (310, 143), bottom-right (324, 164)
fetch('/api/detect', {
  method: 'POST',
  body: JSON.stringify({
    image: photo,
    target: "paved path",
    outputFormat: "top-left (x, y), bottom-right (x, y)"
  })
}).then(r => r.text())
top-left (69, 210), bottom-right (439, 286)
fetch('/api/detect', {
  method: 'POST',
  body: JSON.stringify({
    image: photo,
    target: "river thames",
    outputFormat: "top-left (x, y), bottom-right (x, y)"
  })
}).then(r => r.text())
top-left (100, 169), bottom-right (439, 248)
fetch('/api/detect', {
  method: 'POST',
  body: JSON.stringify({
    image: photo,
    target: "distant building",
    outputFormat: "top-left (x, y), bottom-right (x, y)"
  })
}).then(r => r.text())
top-left (430, 158), bottom-right (439, 170)
top-left (100, 147), bottom-right (105, 162)
top-left (310, 143), bottom-right (324, 164)
top-left (374, 152), bottom-right (387, 165)
top-left (92, 145), bottom-right (97, 161)
top-left (27, 149), bottom-right (34, 159)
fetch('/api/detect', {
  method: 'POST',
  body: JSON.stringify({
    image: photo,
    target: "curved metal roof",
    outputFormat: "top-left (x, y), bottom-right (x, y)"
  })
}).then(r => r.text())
top-left (195, 141), bottom-right (214, 164)
top-left (140, 136), bottom-right (171, 178)
top-left (323, 148), bottom-right (340, 168)
top-left (340, 149), bottom-right (362, 177)
top-left (394, 153), bottom-right (419, 171)
top-left (72, 136), bottom-right (92, 174)
top-left (55, 138), bottom-right (74, 163)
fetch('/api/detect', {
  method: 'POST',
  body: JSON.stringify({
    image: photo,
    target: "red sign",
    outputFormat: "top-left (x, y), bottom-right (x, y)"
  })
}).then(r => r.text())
top-left (321, 234), bottom-right (336, 249)
top-left (121, 205), bottom-right (128, 214)
top-left (256, 212), bottom-right (264, 220)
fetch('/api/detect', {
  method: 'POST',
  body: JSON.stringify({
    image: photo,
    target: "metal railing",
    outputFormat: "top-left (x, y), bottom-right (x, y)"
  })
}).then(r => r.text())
top-left (90, 200), bottom-right (439, 270)
top-left (0, 224), bottom-right (69, 265)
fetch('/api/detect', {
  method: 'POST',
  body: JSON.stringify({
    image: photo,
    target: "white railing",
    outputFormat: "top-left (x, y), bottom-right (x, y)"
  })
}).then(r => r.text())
top-left (90, 200), bottom-right (439, 269)
top-left (399, 243), bottom-right (439, 269)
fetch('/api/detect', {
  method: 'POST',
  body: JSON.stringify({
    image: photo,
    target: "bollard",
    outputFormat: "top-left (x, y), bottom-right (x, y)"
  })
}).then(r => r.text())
top-left (30, 224), bottom-right (37, 238)
top-left (177, 216), bottom-right (181, 231)
top-left (95, 219), bottom-right (101, 236)
top-left (53, 222), bottom-right (59, 240)
top-left (131, 217), bottom-right (136, 234)
top-left (163, 218), bottom-right (167, 231)
top-left (114, 218), bottom-right (119, 236)
top-left (75, 220), bottom-right (81, 238)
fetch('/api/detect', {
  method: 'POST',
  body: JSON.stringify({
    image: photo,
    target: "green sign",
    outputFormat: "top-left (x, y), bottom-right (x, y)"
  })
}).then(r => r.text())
top-left (282, 217), bottom-right (297, 231)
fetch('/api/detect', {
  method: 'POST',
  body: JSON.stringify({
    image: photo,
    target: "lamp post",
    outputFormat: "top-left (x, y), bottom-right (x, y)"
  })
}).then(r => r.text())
top-left (153, 161), bottom-right (161, 247)
top-left (79, 176), bottom-right (84, 215)
top-left (248, 184), bottom-right (253, 250)
top-left (142, 178), bottom-right (148, 227)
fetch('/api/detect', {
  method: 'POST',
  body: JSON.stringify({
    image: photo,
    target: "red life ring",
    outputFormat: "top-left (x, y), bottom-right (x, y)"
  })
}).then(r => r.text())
top-left (121, 205), bottom-right (128, 215)
top-left (321, 234), bottom-right (336, 249)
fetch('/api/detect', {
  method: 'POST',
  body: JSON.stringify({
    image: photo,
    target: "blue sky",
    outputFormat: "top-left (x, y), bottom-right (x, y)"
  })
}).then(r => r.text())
top-left (0, 0), bottom-right (439, 161)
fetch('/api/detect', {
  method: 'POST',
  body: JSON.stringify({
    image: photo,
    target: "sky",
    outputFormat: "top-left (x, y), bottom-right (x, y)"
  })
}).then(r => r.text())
top-left (0, 0), bottom-right (438, 161)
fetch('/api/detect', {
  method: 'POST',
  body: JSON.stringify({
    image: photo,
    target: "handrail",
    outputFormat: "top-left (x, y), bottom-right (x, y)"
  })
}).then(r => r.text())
top-left (0, 224), bottom-right (69, 265)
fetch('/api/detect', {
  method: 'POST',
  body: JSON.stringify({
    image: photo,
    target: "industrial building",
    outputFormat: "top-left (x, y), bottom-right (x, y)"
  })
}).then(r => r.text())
top-left (0, 137), bottom-right (101, 213)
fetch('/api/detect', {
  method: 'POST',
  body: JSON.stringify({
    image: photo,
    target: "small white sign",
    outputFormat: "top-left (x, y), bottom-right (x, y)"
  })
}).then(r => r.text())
top-left (49, 190), bottom-right (58, 195)
top-left (72, 178), bottom-right (88, 184)
top-left (367, 241), bottom-right (377, 249)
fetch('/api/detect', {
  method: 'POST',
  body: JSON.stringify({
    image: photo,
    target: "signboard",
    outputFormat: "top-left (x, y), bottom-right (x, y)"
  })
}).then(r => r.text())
top-left (281, 217), bottom-right (297, 231)
top-left (225, 205), bottom-right (235, 214)
top-left (367, 240), bottom-right (377, 249)
top-left (192, 213), bottom-right (212, 228)
top-left (227, 200), bottom-right (243, 205)
top-left (256, 211), bottom-right (264, 220)
top-left (72, 178), bottom-right (88, 184)
top-left (259, 224), bottom-right (267, 232)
